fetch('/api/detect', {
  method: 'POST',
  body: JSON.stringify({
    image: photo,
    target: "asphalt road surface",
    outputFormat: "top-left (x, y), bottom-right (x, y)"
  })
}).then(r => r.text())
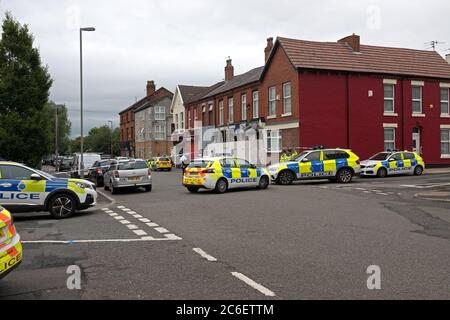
top-left (1, 171), bottom-right (450, 300)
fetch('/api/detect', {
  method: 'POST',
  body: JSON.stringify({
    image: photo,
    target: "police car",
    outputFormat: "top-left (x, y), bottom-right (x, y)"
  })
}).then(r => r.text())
top-left (0, 205), bottom-right (22, 279)
top-left (0, 161), bottom-right (97, 219)
top-left (360, 151), bottom-right (425, 178)
top-left (268, 148), bottom-right (361, 185)
top-left (183, 157), bottom-right (270, 193)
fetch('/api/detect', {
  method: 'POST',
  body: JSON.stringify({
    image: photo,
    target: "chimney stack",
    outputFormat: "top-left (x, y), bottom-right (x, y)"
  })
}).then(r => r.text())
top-left (224, 58), bottom-right (234, 81)
top-left (146, 80), bottom-right (156, 97)
top-left (446, 54), bottom-right (450, 64)
top-left (265, 37), bottom-right (274, 62)
top-left (338, 34), bottom-right (361, 52)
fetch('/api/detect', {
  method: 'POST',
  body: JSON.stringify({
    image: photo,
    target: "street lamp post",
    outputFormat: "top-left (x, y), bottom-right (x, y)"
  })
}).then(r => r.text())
top-left (108, 120), bottom-right (113, 156)
top-left (80, 27), bottom-right (95, 178)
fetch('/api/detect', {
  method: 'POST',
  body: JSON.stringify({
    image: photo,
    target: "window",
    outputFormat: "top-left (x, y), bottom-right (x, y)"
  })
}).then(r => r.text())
top-left (174, 114), bottom-right (178, 130)
top-left (219, 100), bottom-right (224, 125)
top-left (220, 158), bottom-right (236, 168)
top-left (283, 82), bottom-right (291, 114)
top-left (266, 129), bottom-right (282, 153)
top-left (154, 124), bottom-right (165, 140)
top-left (305, 151), bottom-right (321, 162)
top-left (384, 84), bottom-right (395, 113)
top-left (236, 158), bottom-right (252, 169)
top-left (391, 153), bottom-right (402, 161)
top-left (188, 109), bottom-right (192, 128)
top-left (404, 153), bottom-right (415, 160)
top-left (441, 88), bottom-right (449, 115)
top-left (384, 128), bottom-right (396, 151)
top-left (202, 104), bottom-right (206, 121)
top-left (441, 129), bottom-right (450, 156)
top-left (253, 91), bottom-right (259, 118)
top-left (412, 86), bottom-right (422, 114)
top-left (241, 94), bottom-right (247, 121)
top-left (155, 106), bottom-right (165, 120)
top-left (180, 111), bottom-right (184, 129)
top-left (194, 107), bottom-right (198, 120)
top-left (0, 165), bottom-right (34, 180)
top-left (228, 97), bottom-right (234, 123)
top-left (269, 86), bottom-right (276, 116)
top-left (208, 103), bottom-right (213, 125)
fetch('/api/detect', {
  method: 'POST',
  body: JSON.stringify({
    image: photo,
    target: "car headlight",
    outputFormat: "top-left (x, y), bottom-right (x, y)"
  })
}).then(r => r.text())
top-left (268, 166), bottom-right (278, 173)
top-left (76, 182), bottom-right (92, 189)
top-left (366, 165), bottom-right (376, 168)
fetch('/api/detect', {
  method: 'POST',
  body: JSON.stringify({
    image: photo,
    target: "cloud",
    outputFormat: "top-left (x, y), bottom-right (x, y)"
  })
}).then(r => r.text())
top-left (1, 0), bottom-right (449, 137)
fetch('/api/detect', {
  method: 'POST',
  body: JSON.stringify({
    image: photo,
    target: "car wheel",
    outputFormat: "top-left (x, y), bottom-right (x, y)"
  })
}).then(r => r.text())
top-left (215, 178), bottom-right (228, 194)
top-left (337, 168), bottom-right (353, 184)
top-left (277, 170), bottom-right (294, 185)
top-left (377, 167), bottom-right (387, 178)
top-left (49, 193), bottom-right (76, 219)
top-left (414, 166), bottom-right (424, 176)
top-left (257, 176), bottom-right (269, 190)
top-left (187, 186), bottom-right (199, 193)
top-left (145, 185), bottom-right (152, 192)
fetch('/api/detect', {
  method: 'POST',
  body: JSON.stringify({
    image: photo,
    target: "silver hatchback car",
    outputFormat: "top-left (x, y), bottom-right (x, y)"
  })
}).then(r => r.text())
top-left (103, 159), bottom-right (152, 194)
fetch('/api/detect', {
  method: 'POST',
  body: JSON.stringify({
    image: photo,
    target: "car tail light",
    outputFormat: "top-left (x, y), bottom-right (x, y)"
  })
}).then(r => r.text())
top-left (96, 168), bottom-right (103, 174)
top-left (202, 168), bottom-right (215, 174)
top-left (114, 171), bottom-right (120, 178)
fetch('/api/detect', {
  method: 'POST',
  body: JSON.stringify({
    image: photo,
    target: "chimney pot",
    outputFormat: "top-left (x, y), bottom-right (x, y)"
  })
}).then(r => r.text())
top-left (265, 37), bottom-right (274, 62)
top-left (146, 80), bottom-right (156, 97)
top-left (338, 34), bottom-right (361, 52)
top-left (225, 58), bottom-right (234, 81)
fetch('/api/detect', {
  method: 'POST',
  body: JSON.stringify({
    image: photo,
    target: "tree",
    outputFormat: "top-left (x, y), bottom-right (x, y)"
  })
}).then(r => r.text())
top-left (0, 13), bottom-right (53, 167)
top-left (70, 125), bottom-right (120, 156)
top-left (45, 101), bottom-right (72, 155)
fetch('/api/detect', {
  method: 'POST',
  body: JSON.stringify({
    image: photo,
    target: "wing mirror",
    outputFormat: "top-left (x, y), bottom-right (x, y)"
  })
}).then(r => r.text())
top-left (301, 158), bottom-right (309, 163)
top-left (388, 158), bottom-right (396, 162)
top-left (30, 173), bottom-right (43, 181)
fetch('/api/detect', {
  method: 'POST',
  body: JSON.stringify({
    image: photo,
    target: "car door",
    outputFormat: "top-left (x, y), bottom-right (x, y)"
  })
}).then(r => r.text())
top-left (299, 151), bottom-right (323, 179)
top-left (402, 152), bottom-right (417, 174)
top-left (387, 153), bottom-right (403, 175)
top-left (219, 158), bottom-right (239, 189)
top-left (323, 150), bottom-right (337, 177)
top-left (0, 164), bottom-right (46, 207)
top-left (235, 159), bottom-right (258, 187)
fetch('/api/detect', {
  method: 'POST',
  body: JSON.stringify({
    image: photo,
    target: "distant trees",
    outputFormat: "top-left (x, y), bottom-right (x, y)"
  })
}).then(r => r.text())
top-left (46, 102), bottom-right (72, 156)
top-left (70, 125), bottom-right (120, 156)
top-left (0, 13), bottom-right (53, 167)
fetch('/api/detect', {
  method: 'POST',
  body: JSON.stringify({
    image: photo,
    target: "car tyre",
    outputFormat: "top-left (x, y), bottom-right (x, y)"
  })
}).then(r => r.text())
top-left (377, 167), bottom-right (388, 178)
top-left (336, 168), bottom-right (353, 184)
top-left (277, 170), bottom-right (294, 185)
top-left (48, 193), bottom-right (76, 219)
top-left (187, 186), bottom-right (199, 193)
top-left (104, 182), bottom-right (110, 191)
top-left (257, 176), bottom-right (269, 190)
top-left (145, 185), bottom-right (152, 192)
top-left (110, 180), bottom-right (117, 194)
top-left (414, 165), bottom-right (424, 176)
top-left (215, 178), bottom-right (228, 194)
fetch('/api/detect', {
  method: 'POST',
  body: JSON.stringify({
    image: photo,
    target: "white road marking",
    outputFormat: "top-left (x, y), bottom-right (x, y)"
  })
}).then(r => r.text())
top-left (117, 206), bottom-right (125, 209)
top-left (378, 193), bottom-right (390, 196)
top-left (146, 222), bottom-right (159, 227)
top-left (133, 230), bottom-right (148, 236)
top-left (133, 215), bottom-right (143, 219)
top-left (193, 248), bottom-right (217, 262)
top-left (128, 211), bottom-right (137, 214)
top-left (139, 218), bottom-right (151, 223)
top-left (231, 272), bottom-right (276, 297)
top-left (121, 208), bottom-right (131, 212)
top-left (109, 213), bottom-right (118, 217)
top-left (401, 183), bottom-right (450, 189)
top-left (155, 227), bottom-right (170, 234)
top-left (22, 238), bottom-right (180, 244)
top-left (101, 208), bottom-right (109, 211)
top-left (127, 224), bottom-right (139, 230)
top-left (165, 234), bottom-right (182, 240)
top-left (114, 216), bottom-right (125, 220)
top-left (119, 220), bottom-right (131, 224)
top-left (355, 188), bottom-right (367, 191)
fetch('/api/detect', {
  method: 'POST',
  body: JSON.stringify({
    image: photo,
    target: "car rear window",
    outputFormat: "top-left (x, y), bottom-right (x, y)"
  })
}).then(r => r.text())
top-left (159, 157), bottom-right (170, 161)
top-left (117, 161), bottom-right (147, 170)
top-left (188, 160), bottom-right (211, 168)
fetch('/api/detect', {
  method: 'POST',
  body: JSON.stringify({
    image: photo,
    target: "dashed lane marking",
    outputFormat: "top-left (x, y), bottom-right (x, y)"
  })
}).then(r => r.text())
top-left (155, 227), bottom-right (170, 234)
top-left (231, 272), bottom-right (276, 297)
top-left (22, 238), bottom-right (177, 244)
top-left (193, 248), bottom-right (218, 262)
top-left (133, 230), bottom-right (148, 236)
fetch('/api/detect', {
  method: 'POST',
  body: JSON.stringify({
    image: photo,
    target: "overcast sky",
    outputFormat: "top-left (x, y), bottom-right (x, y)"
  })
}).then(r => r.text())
top-left (1, 0), bottom-right (449, 137)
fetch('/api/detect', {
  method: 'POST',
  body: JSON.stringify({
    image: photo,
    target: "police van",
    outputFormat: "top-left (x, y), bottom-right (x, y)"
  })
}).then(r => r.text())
top-left (268, 148), bottom-right (361, 185)
top-left (0, 161), bottom-right (97, 219)
top-left (183, 157), bottom-right (270, 193)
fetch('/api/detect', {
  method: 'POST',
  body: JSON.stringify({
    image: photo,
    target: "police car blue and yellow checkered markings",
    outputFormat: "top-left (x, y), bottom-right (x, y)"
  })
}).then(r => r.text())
top-left (183, 157), bottom-right (270, 193)
top-left (360, 151), bottom-right (425, 178)
top-left (269, 148), bottom-right (360, 185)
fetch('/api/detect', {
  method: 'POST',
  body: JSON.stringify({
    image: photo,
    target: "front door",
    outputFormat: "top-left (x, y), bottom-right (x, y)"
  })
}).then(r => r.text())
top-left (412, 128), bottom-right (421, 154)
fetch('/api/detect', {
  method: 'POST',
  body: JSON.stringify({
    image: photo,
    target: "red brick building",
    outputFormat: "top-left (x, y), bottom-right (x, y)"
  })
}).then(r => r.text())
top-left (185, 35), bottom-right (450, 165)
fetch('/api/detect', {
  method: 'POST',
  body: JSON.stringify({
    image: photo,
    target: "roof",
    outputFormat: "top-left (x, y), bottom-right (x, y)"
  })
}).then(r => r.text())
top-left (203, 66), bottom-right (264, 98)
top-left (119, 87), bottom-right (173, 114)
top-left (178, 85), bottom-right (211, 105)
top-left (273, 37), bottom-right (450, 79)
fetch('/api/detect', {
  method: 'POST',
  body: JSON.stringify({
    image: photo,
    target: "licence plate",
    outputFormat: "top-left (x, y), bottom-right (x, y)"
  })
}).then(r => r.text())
top-left (128, 177), bottom-right (141, 181)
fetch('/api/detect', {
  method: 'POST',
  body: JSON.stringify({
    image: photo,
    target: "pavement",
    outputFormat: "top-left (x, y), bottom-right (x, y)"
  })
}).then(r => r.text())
top-left (1, 169), bottom-right (450, 299)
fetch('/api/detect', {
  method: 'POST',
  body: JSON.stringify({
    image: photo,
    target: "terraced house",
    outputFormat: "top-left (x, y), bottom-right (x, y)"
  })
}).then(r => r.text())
top-left (182, 34), bottom-right (450, 165)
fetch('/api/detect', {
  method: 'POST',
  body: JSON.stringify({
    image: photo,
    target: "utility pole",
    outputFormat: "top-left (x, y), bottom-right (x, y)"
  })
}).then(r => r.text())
top-left (55, 105), bottom-right (59, 159)
top-left (109, 120), bottom-right (113, 156)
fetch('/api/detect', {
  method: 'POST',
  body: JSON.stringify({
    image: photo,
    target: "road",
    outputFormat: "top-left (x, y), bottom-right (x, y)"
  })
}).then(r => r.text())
top-left (1, 171), bottom-right (450, 300)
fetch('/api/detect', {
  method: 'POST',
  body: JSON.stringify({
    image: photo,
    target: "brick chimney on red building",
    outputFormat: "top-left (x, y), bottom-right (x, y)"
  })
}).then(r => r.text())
top-left (338, 34), bottom-right (361, 52)
top-left (224, 58), bottom-right (234, 81)
top-left (146, 80), bottom-right (156, 96)
top-left (265, 37), bottom-right (274, 62)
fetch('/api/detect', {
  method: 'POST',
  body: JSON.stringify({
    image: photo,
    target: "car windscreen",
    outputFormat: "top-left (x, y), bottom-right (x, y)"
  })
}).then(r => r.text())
top-left (83, 156), bottom-right (100, 168)
top-left (187, 160), bottom-right (211, 168)
top-left (294, 151), bottom-right (310, 162)
top-left (370, 153), bottom-right (391, 161)
top-left (117, 161), bottom-right (147, 170)
top-left (62, 159), bottom-right (72, 164)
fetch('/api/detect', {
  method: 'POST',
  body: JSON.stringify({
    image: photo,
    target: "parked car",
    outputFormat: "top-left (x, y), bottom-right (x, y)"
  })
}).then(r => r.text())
top-left (71, 153), bottom-right (102, 178)
top-left (361, 151), bottom-right (425, 178)
top-left (56, 157), bottom-right (73, 172)
top-left (154, 157), bottom-right (173, 171)
top-left (41, 155), bottom-right (53, 166)
top-left (87, 159), bottom-right (113, 187)
top-left (103, 159), bottom-right (152, 194)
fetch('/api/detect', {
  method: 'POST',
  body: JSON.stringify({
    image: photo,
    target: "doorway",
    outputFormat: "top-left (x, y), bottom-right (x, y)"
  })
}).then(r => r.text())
top-left (412, 127), bottom-right (421, 154)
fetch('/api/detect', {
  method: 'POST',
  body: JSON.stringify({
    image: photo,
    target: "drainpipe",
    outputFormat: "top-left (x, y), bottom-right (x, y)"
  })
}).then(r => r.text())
top-left (401, 78), bottom-right (405, 150)
top-left (346, 73), bottom-right (350, 148)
